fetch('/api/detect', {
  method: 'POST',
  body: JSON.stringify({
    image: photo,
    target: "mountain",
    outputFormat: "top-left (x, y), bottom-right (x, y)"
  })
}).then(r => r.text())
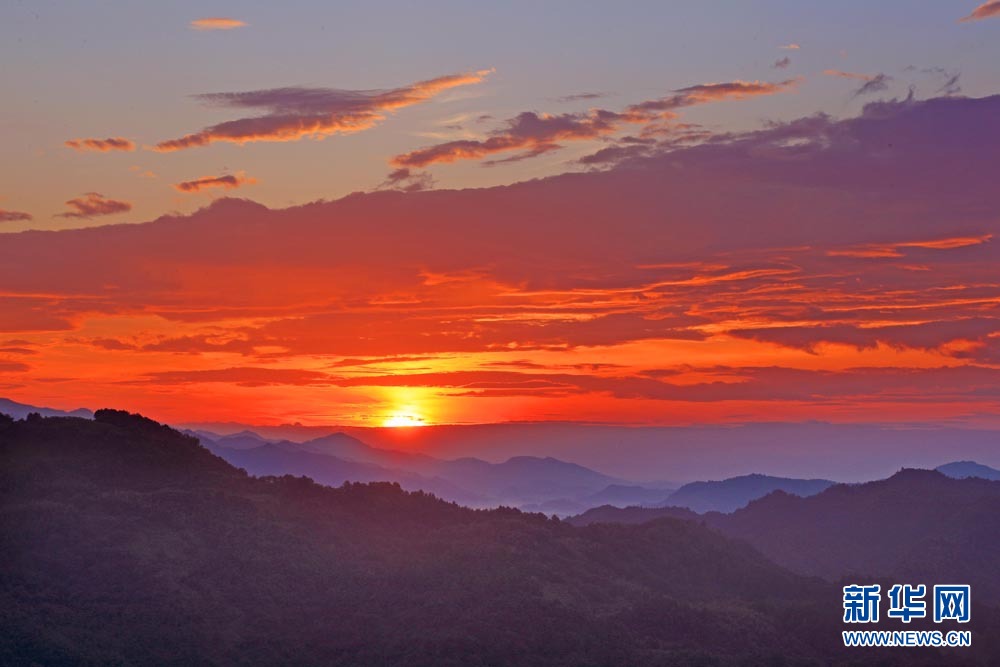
top-left (582, 483), bottom-right (674, 507)
top-left (664, 473), bottom-right (835, 513)
top-left (937, 460), bottom-right (1000, 481)
top-left (9, 412), bottom-right (995, 664)
top-left (566, 504), bottom-right (699, 527)
top-left (707, 469), bottom-right (1000, 603)
top-left (0, 397), bottom-right (92, 421)
top-left (205, 440), bottom-right (487, 505)
top-left (201, 431), bottom-right (625, 510)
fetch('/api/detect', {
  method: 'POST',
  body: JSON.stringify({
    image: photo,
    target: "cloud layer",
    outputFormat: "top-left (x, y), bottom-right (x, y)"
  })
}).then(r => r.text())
top-left (154, 70), bottom-right (492, 152)
top-left (65, 137), bottom-right (136, 152)
top-left (190, 18), bottom-right (247, 30)
top-left (174, 173), bottom-right (256, 193)
top-left (56, 192), bottom-right (132, 219)
top-left (959, 1), bottom-right (1000, 22)
top-left (392, 78), bottom-right (799, 168)
top-left (3, 93), bottom-right (999, 427)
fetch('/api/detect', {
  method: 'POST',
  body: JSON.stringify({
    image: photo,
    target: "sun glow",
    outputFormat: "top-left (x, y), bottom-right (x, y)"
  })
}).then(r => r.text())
top-left (382, 413), bottom-right (427, 428)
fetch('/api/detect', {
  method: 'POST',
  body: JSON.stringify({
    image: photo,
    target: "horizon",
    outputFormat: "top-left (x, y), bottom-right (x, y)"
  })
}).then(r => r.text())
top-left (3, 1), bottom-right (1000, 459)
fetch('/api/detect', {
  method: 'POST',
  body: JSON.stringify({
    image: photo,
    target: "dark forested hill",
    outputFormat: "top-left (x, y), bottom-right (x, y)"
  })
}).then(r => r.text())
top-left (708, 470), bottom-right (1000, 604)
top-left (2, 412), bottom-right (997, 665)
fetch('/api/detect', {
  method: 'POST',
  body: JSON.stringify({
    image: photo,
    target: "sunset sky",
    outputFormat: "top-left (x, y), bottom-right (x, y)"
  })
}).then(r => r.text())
top-left (2, 1), bottom-right (1000, 429)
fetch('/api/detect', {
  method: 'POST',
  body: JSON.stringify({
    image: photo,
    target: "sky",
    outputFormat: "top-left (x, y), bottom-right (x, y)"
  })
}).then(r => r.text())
top-left (2, 1), bottom-right (1000, 429)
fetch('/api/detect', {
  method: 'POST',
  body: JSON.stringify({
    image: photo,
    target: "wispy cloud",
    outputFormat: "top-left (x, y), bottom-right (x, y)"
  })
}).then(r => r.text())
top-left (556, 92), bottom-right (608, 103)
top-left (779, 43), bottom-right (800, 50)
top-left (773, 57), bottom-right (791, 69)
top-left (174, 172), bottom-right (256, 193)
top-left (392, 78), bottom-right (800, 168)
top-left (0, 209), bottom-right (33, 222)
top-left (823, 69), bottom-right (891, 97)
top-left (378, 168), bottom-right (435, 192)
top-left (190, 17), bottom-right (247, 31)
top-left (153, 69), bottom-right (493, 152)
top-left (56, 192), bottom-right (131, 219)
top-left (959, 1), bottom-right (1000, 22)
top-left (65, 137), bottom-right (135, 152)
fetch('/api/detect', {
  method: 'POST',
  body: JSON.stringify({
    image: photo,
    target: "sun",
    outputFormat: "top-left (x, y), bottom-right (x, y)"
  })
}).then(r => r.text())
top-left (382, 413), bottom-right (427, 428)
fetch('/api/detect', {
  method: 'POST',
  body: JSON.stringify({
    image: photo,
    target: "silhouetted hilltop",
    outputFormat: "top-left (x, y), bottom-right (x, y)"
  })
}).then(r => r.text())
top-left (665, 473), bottom-right (835, 513)
top-left (708, 469), bottom-right (1000, 603)
top-left (937, 460), bottom-right (1000, 481)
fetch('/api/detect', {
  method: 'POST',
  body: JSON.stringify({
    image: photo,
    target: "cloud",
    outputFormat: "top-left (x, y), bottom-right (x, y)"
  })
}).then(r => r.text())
top-left (557, 92), bottom-right (608, 103)
top-left (392, 109), bottom-right (625, 168)
top-left (823, 69), bottom-right (892, 97)
top-left (153, 69), bottom-right (492, 151)
top-left (174, 172), bottom-right (256, 193)
top-left (392, 78), bottom-right (800, 168)
top-left (3, 93), bottom-right (1000, 424)
top-left (0, 209), bottom-right (32, 222)
top-left (139, 367), bottom-right (330, 387)
top-left (779, 43), bottom-right (800, 50)
top-left (773, 57), bottom-right (791, 69)
top-left (959, 1), bottom-right (1000, 22)
top-left (65, 137), bottom-right (135, 152)
top-left (56, 192), bottom-right (132, 219)
top-left (378, 168), bottom-right (435, 192)
top-left (190, 17), bottom-right (247, 30)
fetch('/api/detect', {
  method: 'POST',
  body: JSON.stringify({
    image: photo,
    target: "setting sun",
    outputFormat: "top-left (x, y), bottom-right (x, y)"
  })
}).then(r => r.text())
top-left (382, 413), bottom-right (427, 428)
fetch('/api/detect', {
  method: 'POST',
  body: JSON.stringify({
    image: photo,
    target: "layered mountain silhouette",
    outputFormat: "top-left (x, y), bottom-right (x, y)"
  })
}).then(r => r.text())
top-left (0, 397), bottom-right (92, 421)
top-left (663, 473), bottom-right (835, 513)
top-left (5, 411), bottom-right (996, 664)
top-left (708, 469), bottom-right (1000, 604)
top-left (197, 429), bottom-right (671, 511)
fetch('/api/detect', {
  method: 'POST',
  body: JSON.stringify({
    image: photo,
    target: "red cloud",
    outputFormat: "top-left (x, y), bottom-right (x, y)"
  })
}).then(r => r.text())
top-left (65, 137), bottom-right (135, 152)
top-left (174, 173), bottom-right (256, 193)
top-left (0, 209), bottom-right (33, 222)
top-left (153, 69), bottom-right (492, 151)
top-left (959, 1), bottom-right (1000, 22)
top-left (392, 78), bottom-right (800, 168)
top-left (57, 192), bottom-right (132, 219)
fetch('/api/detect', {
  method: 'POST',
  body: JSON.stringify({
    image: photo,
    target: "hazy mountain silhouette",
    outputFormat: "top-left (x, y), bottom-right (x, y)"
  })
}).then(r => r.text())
top-left (664, 473), bottom-right (835, 513)
top-left (566, 504), bottom-right (699, 527)
top-left (0, 397), bottom-right (92, 420)
top-left (200, 431), bottom-right (625, 509)
top-left (937, 460), bottom-right (1000, 481)
top-left (2, 411), bottom-right (997, 664)
top-left (707, 470), bottom-right (1000, 603)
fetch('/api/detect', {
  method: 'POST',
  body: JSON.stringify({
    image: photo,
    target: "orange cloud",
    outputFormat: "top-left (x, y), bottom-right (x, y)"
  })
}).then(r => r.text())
top-left (827, 235), bottom-right (992, 258)
top-left (779, 43), bottom-right (800, 50)
top-left (65, 137), bottom-right (135, 152)
top-left (959, 1), bottom-right (1000, 22)
top-left (823, 69), bottom-right (873, 81)
top-left (393, 78), bottom-right (800, 168)
top-left (56, 192), bottom-right (132, 219)
top-left (190, 17), bottom-right (247, 30)
top-left (3, 94), bottom-right (999, 427)
top-left (0, 209), bottom-right (32, 222)
top-left (153, 69), bottom-right (492, 152)
top-left (174, 173), bottom-right (256, 193)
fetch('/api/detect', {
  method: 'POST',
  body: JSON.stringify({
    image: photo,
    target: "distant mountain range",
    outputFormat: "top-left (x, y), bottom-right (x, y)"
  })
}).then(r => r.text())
top-left (0, 397), bottom-right (92, 421)
top-left (7, 411), bottom-right (995, 664)
top-left (937, 460), bottom-right (1000, 481)
top-left (662, 473), bottom-right (835, 513)
top-left (194, 429), bottom-right (672, 512)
